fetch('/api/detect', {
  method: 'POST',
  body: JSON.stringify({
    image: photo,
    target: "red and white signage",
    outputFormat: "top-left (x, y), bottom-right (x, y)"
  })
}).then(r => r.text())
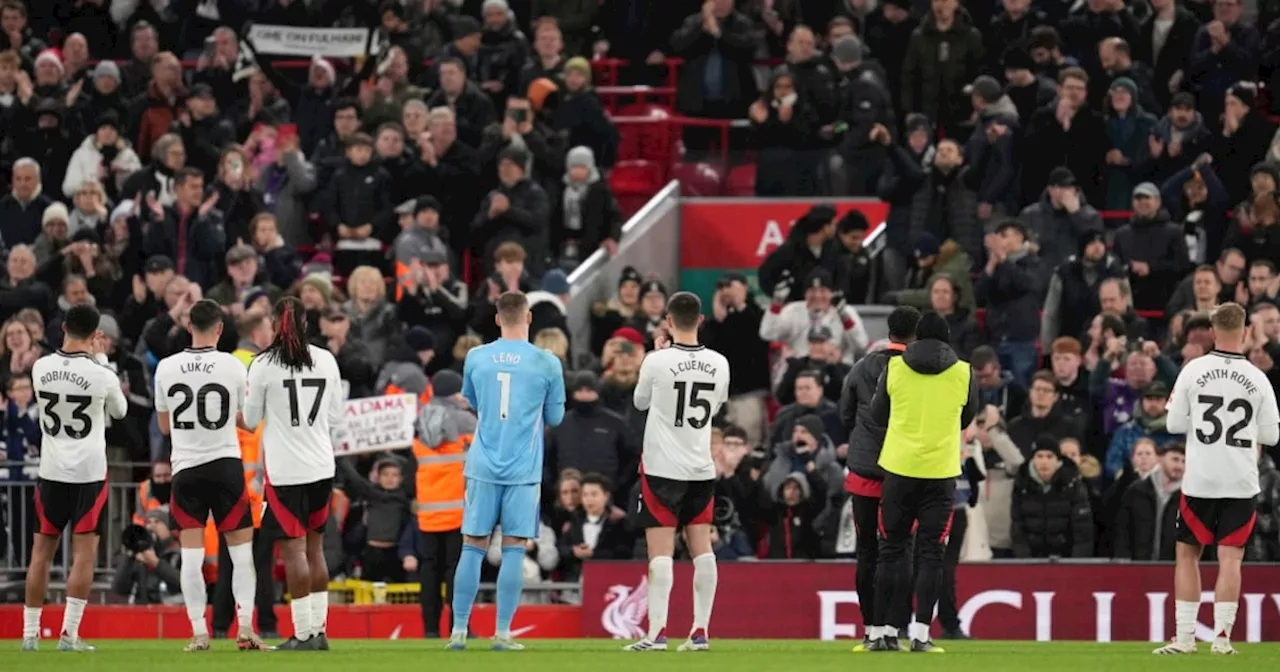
top-left (581, 562), bottom-right (1280, 642)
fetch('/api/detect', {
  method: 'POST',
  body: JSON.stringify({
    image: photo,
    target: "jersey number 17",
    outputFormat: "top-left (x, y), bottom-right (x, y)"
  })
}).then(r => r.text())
top-left (285, 378), bottom-right (327, 427)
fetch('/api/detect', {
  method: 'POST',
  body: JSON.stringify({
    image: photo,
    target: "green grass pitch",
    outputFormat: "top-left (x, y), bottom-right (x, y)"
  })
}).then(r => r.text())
top-left (7, 639), bottom-right (1280, 671)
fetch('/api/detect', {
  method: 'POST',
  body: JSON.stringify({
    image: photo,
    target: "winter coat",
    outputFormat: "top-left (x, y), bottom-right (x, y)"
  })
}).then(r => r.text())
top-left (1211, 111), bottom-right (1277, 206)
top-left (532, 0), bottom-right (597, 56)
top-left (979, 426), bottom-right (1024, 550)
top-left (840, 343), bottom-right (905, 482)
top-left (479, 22), bottom-right (531, 99)
top-left (669, 9), bottom-right (758, 116)
top-left (396, 278), bottom-right (468, 371)
top-left (553, 89), bottom-right (619, 169)
top-left (425, 82), bottom-right (498, 150)
top-left (776, 357), bottom-right (849, 406)
top-left (1143, 112), bottom-right (1214, 187)
top-left (832, 64), bottom-right (896, 195)
top-left (906, 162), bottom-right (983, 265)
top-left (471, 178), bottom-right (551, 273)
top-left (769, 399), bottom-right (843, 452)
top-left (1006, 407), bottom-right (1084, 457)
top-left (1188, 22), bottom-right (1261, 124)
top-left (0, 190), bottom-right (53, 246)
top-left (1103, 108), bottom-right (1158, 210)
top-left (320, 160), bottom-right (396, 240)
top-left (173, 114), bottom-right (236, 179)
top-left (1111, 211), bottom-right (1191, 312)
top-left (1134, 8), bottom-right (1201, 111)
top-left (257, 150), bottom-right (318, 248)
top-left (342, 299), bottom-right (402, 368)
top-left (752, 94), bottom-right (823, 197)
top-left (979, 245), bottom-right (1044, 343)
top-left (1022, 102), bottom-right (1109, 206)
top-left (757, 236), bottom-right (842, 303)
top-left (1250, 455), bottom-right (1280, 562)
top-left (758, 300), bottom-right (869, 365)
top-left (1224, 218), bottom-right (1280, 269)
top-left (336, 457), bottom-right (413, 545)
top-left (1006, 76), bottom-right (1058, 127)
top-left (546, 403), bottom-right (634, 491)
top-left (896, 241), bottom-right (977, 314)
top-left (139, 205), bottom-right (228, 289)
top-left (1105, 415), bottom-right (1182, 480)
top-left (551, 167), bottom-right (622, 260)
top-left (1011, 460), bottom-right (1095, 558)
top-left (213, 181), bottom-right (266, 252)
top-left (984, 8), bottom-right (1049, 71)
top-left (558, 509), bottom-right (632, 579)
top-left (1112, 472), bottom-right (1180, 561)
top-left (900, 12), bottom-right (985, 128)
top-left (764, 469), bottom-right (826, 559)
top-left (128, 81), bottom-right (184, 160)
top-left (978, 370), bottom-right (1027, 419)
top-left (964, 96), bottom-right (1022, 209)
top-left (1159, 162), bottom-right (1230, 264)
top-left (120, 165), bottom-right (178, 208)
top-left (1040, 250), bottom-right (1128, 351)
top-left (1019, 191), bottom-right (1104, 287)
top-left (62, 136), bottom-right (143, 200)
top-left (700, 300), bottom-right (772, 396)
top-left (944, 309), bottom-right (985, 360)
top-left (110, 543), bottom-right (182, 605)
top-left (1062, 9), bottom-right (1140, 68)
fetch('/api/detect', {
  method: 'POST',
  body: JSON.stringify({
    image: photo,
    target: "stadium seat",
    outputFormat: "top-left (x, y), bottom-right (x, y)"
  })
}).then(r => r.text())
top-left (671, 162), bottom-right (722, 197)
top-left (609, 160), bottom-right (667, 217)
top-left (614, 105), bottom-right (671, 164)
top-left (725, 162), bottom-right (757, 196)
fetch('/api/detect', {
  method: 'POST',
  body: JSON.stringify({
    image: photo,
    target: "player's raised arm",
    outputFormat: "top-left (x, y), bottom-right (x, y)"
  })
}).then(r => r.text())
top-left (633, 355), bottom-right (655, 411)
top-left (1165, 368), bottom-right (1192, 435)
top-left (543, 354), bottom-right (566, 428)
top-left (242, 358), bottom-right (266, 429)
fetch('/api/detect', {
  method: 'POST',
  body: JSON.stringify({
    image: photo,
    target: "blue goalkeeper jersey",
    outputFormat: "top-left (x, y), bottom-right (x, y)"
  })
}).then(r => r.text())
top-left (462, 339), bottom-right (566, 485)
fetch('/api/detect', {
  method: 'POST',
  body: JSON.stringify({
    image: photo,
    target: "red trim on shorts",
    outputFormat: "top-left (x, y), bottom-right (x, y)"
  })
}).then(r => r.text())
top-left (845, 472), bottom-right (883, 497)
top-left (306, 499), bottom-right (330, 532)
top-left (639, 469), bottom-right (677, 528)
top-left (1219, 511), bottom-right (1257, 548)
top-left (33, 487), bottom-right (58, 535)
top-left (940, 510), bottom-right (955, 544)
top-left (689, 493), bottom-right (714, 526)
top-left (218, 487), bottom-right (251, 532)
top-left (169, 492), bottom-right (203, 530)
top-left (72, 482), bottom-right (109, 534)
top-left (264, 481), bottom-right (304, 538)
top-left (1179, 494), bottom-right (1214, 546)
top-left (876, 503), bottom-right (886, 539)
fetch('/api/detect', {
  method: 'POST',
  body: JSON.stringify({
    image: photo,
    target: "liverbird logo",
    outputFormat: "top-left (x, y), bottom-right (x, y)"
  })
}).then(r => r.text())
top-left (601, 577), bottom-right (649, 639)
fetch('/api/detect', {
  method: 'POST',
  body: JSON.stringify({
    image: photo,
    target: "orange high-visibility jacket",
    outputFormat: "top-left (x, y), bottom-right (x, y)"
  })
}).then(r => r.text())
top-left (411, 434), bottom-right (469, 532)
top-left (237, 425), bottom-right (266, 528)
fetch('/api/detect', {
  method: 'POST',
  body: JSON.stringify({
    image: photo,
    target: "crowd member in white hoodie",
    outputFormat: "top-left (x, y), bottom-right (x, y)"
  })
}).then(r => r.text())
top-left (61, 110), bottom-right (141, 202)
top-left (758, 267), bottom-right (869, 364)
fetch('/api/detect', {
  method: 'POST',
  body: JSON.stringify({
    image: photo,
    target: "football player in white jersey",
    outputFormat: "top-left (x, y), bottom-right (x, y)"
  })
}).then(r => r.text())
top-left (23, 305), bottom-right (126, 652)
top-left (154, 300), bottom-right (263, 651)
top-left (243, 297), bottom-right (344, 651)
top-left (626, 292), bottom-right (730, 653)
top-left (1156, 303), bottom-right (1280, 656)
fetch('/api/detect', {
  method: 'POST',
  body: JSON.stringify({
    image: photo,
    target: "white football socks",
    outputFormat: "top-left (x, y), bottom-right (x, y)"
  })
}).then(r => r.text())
top-left (290, 594), bottom-right (313, 640)
top-left (691, 553), bottom-right (717, 632)
top-left (226, 542), bottom-right (256, 631)
top-left (180, 548), bottom-right (209, 637)
top-left (311, 590), bottom-right (329, 636)
top-left (1174, 600), bottom-right (1198, 646)
top-left (23, 606), bottom-right (41, 639)
top-left (646, 556), bottom-right (673, 641)
top-left (909, 621), bottom-right (930, 643)
top-left (1214, 601), bottom-right (1238, 642)
top-left (61, 597), bottom-right (86, 640)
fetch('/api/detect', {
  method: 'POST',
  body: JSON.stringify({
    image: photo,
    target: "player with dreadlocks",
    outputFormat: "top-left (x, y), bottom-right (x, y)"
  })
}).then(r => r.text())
top-left (243, 297), bottom-right (344, 651)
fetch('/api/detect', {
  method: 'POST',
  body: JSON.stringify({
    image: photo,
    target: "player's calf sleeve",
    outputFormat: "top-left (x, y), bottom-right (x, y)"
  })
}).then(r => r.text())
top-left (180, 548), bottom-right (209, 637)
top-left (647, 556), bottom-right (674, 640)
top-left (1214, 601), bottom-right (1239, 640)
top-left (289, 594), bottom-right (313, 640)
top-left (691, 553), bottom-right (717, 631)
top-left (495, 545), bottom-right (526, 636)
top-left (227, 542), bottom-right (256, 631)
top-left (450, 544), bottom-right (486, 634)
top-left (61, 597), bottom-right (87, 640)
top-left (1175, 600), bottom-right (1198, 645)
top-left (311, 590), bottom-right (329, 635)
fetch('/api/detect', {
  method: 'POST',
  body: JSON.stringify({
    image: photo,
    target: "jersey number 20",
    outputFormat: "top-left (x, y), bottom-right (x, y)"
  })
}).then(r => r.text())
top-left (672, 381), bottom-right (715, 429)
top-left (1196, 394), bottom-right (1254, 448)
top-left (170, 383), bottom-right (231, 430)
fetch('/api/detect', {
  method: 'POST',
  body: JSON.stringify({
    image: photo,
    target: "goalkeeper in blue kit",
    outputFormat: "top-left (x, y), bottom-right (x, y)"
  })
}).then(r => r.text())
top-left (449, 291), bottom-right (566, 651)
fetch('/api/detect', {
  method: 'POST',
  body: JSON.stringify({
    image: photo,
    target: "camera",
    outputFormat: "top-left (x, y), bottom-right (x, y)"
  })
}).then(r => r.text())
top-left (122, 524), bottom-right (154, 554)
top-left (508, 109), bottom-right (528, 123)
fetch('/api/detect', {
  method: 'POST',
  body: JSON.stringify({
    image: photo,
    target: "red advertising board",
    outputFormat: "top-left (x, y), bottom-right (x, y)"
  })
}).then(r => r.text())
top-left (678, 199), bottom-right (891, 270)
top-left (0, 604), bottom-right (581, 639)
top-left (582, 561), bottom-right (1280, 642)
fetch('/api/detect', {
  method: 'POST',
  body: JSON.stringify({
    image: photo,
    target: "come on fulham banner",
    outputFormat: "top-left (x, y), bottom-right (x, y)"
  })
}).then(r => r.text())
top-left (248, 25), bottom-right (371, 58)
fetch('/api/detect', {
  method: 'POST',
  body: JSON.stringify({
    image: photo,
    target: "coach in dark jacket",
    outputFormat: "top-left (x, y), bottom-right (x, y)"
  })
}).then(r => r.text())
top-left (1011, 438), bottom-right (1094, 558)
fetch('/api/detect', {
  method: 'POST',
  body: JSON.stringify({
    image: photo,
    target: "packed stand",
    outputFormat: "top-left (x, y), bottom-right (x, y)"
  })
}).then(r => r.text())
top-left (0, 0), bottom-right (1276, 637)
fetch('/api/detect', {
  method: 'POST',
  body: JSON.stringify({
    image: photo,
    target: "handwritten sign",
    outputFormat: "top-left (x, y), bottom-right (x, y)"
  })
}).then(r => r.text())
top-left (332, 394), bottom-right (416, 456)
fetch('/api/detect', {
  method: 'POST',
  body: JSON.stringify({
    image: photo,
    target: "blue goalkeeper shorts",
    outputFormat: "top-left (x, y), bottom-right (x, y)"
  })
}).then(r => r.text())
top-left (461, 480), bottom-right (540, 539)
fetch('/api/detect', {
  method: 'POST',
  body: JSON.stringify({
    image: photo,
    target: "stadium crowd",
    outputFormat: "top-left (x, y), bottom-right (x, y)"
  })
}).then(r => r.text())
top-left (0, 0), bottom-right (1277, 640)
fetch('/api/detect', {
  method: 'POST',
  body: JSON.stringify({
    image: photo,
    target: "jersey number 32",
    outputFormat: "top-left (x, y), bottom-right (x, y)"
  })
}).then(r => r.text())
top-left (1196, 394), bottom-right (1254, 448)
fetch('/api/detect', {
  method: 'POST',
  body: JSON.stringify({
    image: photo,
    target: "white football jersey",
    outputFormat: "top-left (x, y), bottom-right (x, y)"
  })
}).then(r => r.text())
top-left (633, 343), bottom-right (731, 481)
top-left (33, 350), bottom-right (127, 483)
top-left (154, 347), bottom-right (247, 474)
top-left (1167, 349), bottom-right (1280, 499)
top-left (243, 345), bottom-right (344, 486)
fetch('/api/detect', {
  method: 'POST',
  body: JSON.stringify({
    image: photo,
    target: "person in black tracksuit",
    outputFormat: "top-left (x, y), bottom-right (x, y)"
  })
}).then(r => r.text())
top-left (544, 372), bottom-right (638, 507)
top-left (837, 305), bottom-right (921, 647)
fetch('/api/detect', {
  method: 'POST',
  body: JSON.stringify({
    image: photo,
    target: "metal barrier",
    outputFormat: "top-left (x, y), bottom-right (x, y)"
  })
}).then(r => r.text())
top-left (0, 481), bottom-right (141, 583)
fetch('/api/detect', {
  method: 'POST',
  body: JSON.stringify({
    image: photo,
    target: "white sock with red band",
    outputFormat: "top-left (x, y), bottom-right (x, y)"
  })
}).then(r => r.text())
top-left (1214, 601), bottom-right (1238, 641)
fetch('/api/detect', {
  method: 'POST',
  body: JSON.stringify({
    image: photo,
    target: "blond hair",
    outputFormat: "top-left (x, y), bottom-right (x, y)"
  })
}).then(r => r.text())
top-left (347, 266), bottom-right (386, 301)
top-left (534, 327), bottom-right (568, 361)
top-left (1211, 302), bottom-right (1247, 332)
top-left (453, 333), bottom-right (482, 361)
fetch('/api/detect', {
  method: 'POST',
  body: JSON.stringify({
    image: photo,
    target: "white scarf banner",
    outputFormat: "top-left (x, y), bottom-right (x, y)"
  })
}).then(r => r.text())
top-left (247, 25), bottom-right (371, 57)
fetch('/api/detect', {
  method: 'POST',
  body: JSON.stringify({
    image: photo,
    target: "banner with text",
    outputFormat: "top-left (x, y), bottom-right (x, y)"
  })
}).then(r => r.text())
top-left (677, 199), bottom-right (890, 303)
top-left (583, 561), bottom-right (1280, 642)
top-left (247, 25), bottom-right (371, 57)
top-left (332, 394), bottom-right (417, 456)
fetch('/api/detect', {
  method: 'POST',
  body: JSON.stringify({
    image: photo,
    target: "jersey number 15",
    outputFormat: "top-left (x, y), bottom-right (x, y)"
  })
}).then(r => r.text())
top-left (672, 381), bottom-right (714, 429)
